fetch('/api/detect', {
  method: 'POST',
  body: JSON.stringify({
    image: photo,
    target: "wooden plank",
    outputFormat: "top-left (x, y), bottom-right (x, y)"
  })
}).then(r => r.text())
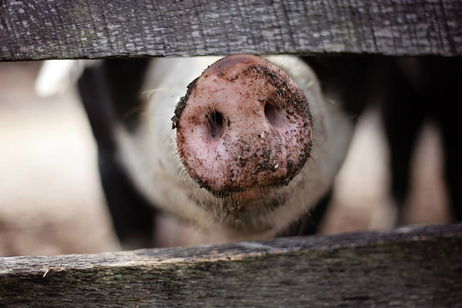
top-left (1, 0), bottom-right (461, 61)
top-left (1, 223), bottom-right (461, 307)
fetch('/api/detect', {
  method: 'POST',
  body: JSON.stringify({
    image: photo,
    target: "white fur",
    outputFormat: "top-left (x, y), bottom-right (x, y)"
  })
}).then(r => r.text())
top-left (116, 56), bottom-right (353, 243)
top-left (35, 60), bottom-right (97, 97)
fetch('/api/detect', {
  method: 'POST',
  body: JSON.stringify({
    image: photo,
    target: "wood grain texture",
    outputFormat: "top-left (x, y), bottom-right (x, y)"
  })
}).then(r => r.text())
top-left (1, 0), bottom-right (461, 61)
top-left (1, 223), bottom-right (461, 307)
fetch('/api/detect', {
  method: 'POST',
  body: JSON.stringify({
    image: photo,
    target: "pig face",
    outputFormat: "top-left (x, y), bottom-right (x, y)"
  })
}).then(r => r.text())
top-left (115, 55), bottom-right (353, 242)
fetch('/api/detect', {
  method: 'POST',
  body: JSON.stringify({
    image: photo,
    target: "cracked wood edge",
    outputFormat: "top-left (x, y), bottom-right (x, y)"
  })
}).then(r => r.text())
top-left (1, 0), bottom-right (461, 61)
top-left (1, 223), bottom-right (461, 307)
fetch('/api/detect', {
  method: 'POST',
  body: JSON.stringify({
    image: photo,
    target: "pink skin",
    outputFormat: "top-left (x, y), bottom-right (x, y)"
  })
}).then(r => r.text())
top-left (173, 55), bottom-right (312, 197)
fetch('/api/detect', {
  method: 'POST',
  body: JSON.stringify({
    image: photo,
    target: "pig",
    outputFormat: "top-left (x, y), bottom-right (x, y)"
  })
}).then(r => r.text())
top-left (378, 57), bottom-right (462, 225)
top-left (50, 55), bottom-right (371, 248)
top-left (37, 55), bottom-right (461, 248)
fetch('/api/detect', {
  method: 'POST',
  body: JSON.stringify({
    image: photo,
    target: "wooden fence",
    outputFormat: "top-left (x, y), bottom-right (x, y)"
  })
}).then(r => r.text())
top-left (1, 0), bottom-right (461, 306)
top-left (1, 224), bottom-right (462, 307)
top-left (1, 0), bottom-right (461, 60)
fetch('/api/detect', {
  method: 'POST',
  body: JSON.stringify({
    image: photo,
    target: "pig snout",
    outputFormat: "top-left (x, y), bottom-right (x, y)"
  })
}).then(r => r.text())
top-left (172, 55), bottom-right (312, 196)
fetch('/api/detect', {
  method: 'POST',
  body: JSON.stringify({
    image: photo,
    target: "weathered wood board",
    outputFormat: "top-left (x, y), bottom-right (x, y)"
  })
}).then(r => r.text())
top-left (1, 223), bottom-right (461, 307)
top-left (1, 0), bottom-right (461, 61)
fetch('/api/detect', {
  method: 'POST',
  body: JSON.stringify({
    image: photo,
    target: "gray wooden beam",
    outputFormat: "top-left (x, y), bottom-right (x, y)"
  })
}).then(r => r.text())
top-left (1, 223), bottom-right (461, 307)
top-left (1, 0), bottom-right (461, 61)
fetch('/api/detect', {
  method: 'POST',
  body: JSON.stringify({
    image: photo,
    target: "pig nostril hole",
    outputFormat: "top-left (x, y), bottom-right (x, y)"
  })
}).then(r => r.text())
top-left (207, 111), bottom-right (224, 139)
top-left (264, 103), bottom-right (284, 128)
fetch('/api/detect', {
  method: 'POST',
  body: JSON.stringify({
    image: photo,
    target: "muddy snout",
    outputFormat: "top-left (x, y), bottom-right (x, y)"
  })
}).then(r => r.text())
top-left (172, 55), bottom-right (312, 196)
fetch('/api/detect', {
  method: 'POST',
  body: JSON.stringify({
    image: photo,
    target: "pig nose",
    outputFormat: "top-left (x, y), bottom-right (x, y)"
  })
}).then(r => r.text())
top-left (173, 55), bottom-right (312, 196)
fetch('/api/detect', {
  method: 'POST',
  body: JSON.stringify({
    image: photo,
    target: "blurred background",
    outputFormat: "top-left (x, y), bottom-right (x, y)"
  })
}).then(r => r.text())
top-left (0, 61), bottom-right (451, 256)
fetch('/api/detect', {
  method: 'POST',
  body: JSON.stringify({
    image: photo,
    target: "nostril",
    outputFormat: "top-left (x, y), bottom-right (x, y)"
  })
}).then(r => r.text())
top-left (264, 103), bottom-right (285, 128)
top-left (207, 111), bottom-right (224, 139)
